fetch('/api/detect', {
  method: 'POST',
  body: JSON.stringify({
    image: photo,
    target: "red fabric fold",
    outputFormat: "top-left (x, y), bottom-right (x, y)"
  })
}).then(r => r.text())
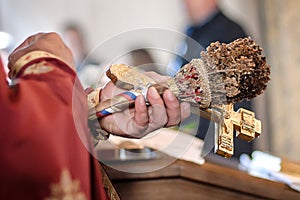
top-left (0, 56), bottom-right (107, 199)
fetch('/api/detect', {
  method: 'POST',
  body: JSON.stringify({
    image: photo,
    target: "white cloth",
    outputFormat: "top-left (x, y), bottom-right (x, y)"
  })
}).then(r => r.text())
top-left (103, 128), bottom-right (205, 165)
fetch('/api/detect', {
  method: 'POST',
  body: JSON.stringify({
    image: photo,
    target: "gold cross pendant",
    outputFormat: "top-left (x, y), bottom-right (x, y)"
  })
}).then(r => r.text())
top-left (213, 104), bottom-right (261, 158)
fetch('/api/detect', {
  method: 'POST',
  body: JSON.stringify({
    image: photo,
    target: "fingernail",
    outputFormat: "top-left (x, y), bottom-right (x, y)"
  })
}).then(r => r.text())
top-left (137, 95), bottom-right (145, 106)
top-left (148, 87), bottom-right (160, 99)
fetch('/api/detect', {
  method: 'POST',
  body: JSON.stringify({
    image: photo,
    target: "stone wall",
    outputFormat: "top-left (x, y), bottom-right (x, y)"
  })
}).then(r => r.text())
top-left (262, 0), bottom-right (300, 161)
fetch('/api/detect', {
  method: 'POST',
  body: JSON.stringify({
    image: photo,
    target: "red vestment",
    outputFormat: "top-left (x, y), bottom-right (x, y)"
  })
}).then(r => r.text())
top-left (0, 52), bottom-right (107, 199)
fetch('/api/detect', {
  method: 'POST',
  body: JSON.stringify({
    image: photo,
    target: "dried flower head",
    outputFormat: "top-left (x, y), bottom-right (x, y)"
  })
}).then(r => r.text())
top-left (200, 37), bottom-right (271, 105)
top-left (173, 37), bottom-right (271, 107)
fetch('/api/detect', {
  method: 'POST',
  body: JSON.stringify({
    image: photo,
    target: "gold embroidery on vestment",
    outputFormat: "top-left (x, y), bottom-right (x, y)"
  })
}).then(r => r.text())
top-left (44, 168), bottom-right (87, 200)
top-left (23, 61), bottom-right (53, 75)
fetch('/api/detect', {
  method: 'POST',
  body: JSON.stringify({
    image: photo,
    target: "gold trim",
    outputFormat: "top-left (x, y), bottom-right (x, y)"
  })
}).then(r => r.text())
top-left (10, 50), bottom-right (75, 79)
top-left (44, 168), bottom-right (87, 200)
top-left (23, 61), bottom-right (54, 76)
top-left (99, 163), bottom-right (121, 200)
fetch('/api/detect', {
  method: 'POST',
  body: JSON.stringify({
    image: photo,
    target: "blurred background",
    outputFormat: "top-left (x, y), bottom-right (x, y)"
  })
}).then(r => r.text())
top-left (0, 0), bottom-right (299, 163)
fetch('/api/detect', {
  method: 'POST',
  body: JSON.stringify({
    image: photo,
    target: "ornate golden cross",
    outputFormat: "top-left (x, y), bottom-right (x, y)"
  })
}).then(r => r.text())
top-left (196, 103), bottom-right (261, 158)
top-left (213, 104), bottom-right (261, 158)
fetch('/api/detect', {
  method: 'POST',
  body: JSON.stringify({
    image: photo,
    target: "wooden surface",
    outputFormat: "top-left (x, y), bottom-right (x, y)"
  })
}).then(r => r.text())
top-left (101, 153), bottom-right (300, 200)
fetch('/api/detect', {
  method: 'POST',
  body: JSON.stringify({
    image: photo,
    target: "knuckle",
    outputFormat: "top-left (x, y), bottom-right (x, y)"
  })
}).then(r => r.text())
top-left (47, 32), bottom-right (60, 38)
top-left (167, 117), bottom-right (180, 127)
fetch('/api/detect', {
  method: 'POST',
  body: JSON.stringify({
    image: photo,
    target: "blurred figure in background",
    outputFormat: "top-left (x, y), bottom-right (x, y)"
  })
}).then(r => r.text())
top-left (62, 23), bottom-right (90, 69)
top-left (171, 0), bottom-right (247, 70)
top-left (171, 0), bottom-right (253, 159)
top-left (62, 22), bottom-right (103, 88)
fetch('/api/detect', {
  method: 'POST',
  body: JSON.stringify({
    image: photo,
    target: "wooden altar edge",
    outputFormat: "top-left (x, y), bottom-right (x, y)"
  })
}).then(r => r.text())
top-left (101, 158), bottom-right (300, 199)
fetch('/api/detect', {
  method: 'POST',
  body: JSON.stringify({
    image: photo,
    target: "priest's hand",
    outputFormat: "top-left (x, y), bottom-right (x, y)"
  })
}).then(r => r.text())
top-left (8, 32), bottom-right (76, 70)
top-left (98, 72), bottom-right (191, 138)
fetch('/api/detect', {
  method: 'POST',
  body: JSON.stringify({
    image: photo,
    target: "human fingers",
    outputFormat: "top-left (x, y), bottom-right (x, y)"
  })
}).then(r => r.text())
top-left (98, 88), bottom-right (169, 139)
top-left (145, 72), bottom-right (191, 124)
top-left (134, 95), bottom-right (149, 127)
top-left (9, 33), bottom-right (40, 57)
top-left (162, 89), bottom-right (181, 127)
top-left (146, 87), bottom-right (168, 129)
top-left (100, 81), bottom-right (126, 101)
top-left (8, 32), bottom-right (75, 70)
top-left (33, 32), bottom-right (75, 67)
top-left (8, 33), bottom-right (44, 69)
